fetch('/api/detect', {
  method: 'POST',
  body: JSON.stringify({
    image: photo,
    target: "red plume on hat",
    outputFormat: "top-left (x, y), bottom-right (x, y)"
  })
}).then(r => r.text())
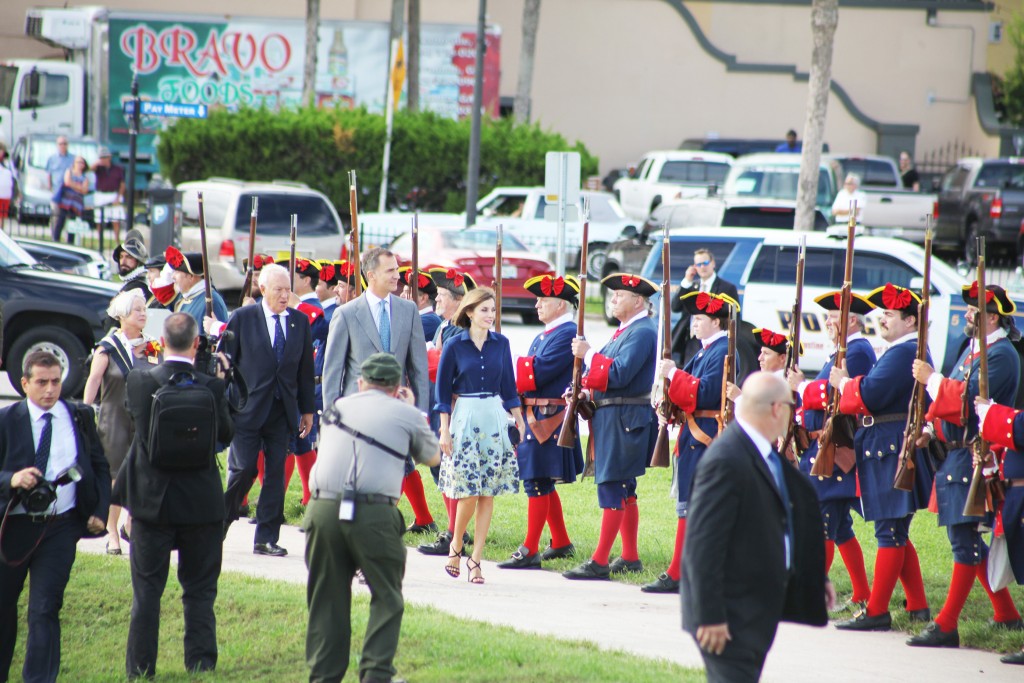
top-left (253, 254), bottom-right (273, 269)
top-left (759, 328), bottom-right (787, 347)
top-left (696, 291), bottom-right (724, 314)
top-left (621, 274), bottom-right (640, 287)
top-left (165, 246), bottom-right (184, 268)
top-left (320, 264), bottom-right (335, 281)
top-left (968, 281), bottom-right (995, 304)
top-left (540, 275), bottom-right (565, 296)
top-left (881, 283), bottom-right (912, 310)
top-left (297, 258), bottom-right (311, 271)
top-left (340, 261), bottom-right (356, 277)
top-left (417, 272), bottom-right (431, 288)
top-left (446, 268), bottom-right (465, 287)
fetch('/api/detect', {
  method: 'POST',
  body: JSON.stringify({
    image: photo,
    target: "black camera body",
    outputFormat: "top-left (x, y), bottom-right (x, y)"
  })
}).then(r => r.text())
top-left (20, 466), bottom-right (82, 515)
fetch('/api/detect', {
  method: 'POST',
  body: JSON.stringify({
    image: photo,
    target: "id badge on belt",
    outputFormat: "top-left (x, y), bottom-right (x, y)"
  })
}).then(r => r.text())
top-left (339, 488), bottom-right (356, 521)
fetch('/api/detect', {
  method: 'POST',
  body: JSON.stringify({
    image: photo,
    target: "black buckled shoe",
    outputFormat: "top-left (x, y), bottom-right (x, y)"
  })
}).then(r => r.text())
top-left (907, 607), bottom-right (931, 622)
top-left (253, 543), bottom-right (288, 557)
top-left (1001, 650), bottom-right (1024, 665)
top-left (563, 559), bottom-right (611, 580)
top-left (497, 545), bottom-right (541, 570)
top-left (991, 617), bottom-right (1024, 631)
top-left (834, 611), bottom-right (892, 632)
top-left (906, 622), bottom-right (959, 648)
top-left (540, 542), bottom-right (575, 561)
top-left (418, 531), bottom-right (453, 556)
top-left (608, 557), bottom-right (644, 575)
top-left (405, 521), bottom-right (438, 535)
top-left (641, 572), bottom-right (680, 594)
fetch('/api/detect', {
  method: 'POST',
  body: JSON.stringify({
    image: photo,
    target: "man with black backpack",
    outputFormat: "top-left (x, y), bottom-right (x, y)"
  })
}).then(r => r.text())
top-left (115, 312), bottom-right (234, 680)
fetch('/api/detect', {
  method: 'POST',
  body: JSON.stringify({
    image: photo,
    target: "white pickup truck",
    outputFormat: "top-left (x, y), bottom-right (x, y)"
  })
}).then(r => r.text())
top-left (612, 150), bottom-right (733, 220)
top-left (828, 154), bottom-right (937, 243)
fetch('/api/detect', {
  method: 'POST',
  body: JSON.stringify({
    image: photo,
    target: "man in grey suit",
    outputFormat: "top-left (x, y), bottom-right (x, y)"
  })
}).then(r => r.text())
top-left (322, 247), bottom-right (429, 412)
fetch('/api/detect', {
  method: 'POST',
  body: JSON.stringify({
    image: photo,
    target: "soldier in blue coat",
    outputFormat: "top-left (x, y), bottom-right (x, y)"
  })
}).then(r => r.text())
top-left (977, 396), bottom-right (1024, 665)
top-left (164, 247), bottom-right (228, 325)
top-left (788, 290), bottom-right (874, 617)
top-left (563, 273), bottom-right (657, 581)
top-left (829, 284), bottom-right (933, 632)
top-left (400, 266), bottom-right (443, 343)
top-left (315, 260), bottom-right (340, 323)
top-left (909, 282), bottom-right (1023, 647)
top-left (640, 290), bottom-right (738, 594)
top-left (498, 274), bottom-right (584, 569)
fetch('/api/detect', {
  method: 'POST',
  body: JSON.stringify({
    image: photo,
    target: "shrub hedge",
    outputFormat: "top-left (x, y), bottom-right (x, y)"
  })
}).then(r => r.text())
top-left (156, 106), bottom-right (598, 216)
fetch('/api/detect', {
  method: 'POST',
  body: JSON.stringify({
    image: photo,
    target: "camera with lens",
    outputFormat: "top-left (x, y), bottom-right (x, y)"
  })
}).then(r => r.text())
top-left (19, 466), bottom-right (82, 515)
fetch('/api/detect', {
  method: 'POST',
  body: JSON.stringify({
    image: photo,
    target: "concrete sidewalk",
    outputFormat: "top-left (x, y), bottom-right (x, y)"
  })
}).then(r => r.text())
top-left (79, 522), bottom-right (1021, 682)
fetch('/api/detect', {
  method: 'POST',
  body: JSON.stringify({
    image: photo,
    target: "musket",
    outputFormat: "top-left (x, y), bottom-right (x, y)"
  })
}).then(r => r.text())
top-left (197, 192), bottom-right (214, 320)
top-left (719, 303), bottom-right (738, 430)
top-left (410, 212), bottom-right (419, 304)
top-left (895, 221), bottom-right (933, 491)
top-left (349, 170), bottom-right (362, 297)
top-left (558, 203), bottom-right (591, 452)
top-left (650, 228), bottom-right (673, 468)
top-left (239, 196), bottom-right (258, 307)
top-left (494, 224), bottom-right (503, 334)
top-left (289, 214), bottom-right (297, 286)
top-left (780, 237), bottom-right (806, 464)
top-left (811, 202), bottom-right (858, 477)
top-left (964, 235), bottom-right (990, 517)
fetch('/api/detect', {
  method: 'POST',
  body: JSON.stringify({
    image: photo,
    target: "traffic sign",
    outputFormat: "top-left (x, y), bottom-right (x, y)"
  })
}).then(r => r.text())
top-left (122, 101), bottom-right (208, 119)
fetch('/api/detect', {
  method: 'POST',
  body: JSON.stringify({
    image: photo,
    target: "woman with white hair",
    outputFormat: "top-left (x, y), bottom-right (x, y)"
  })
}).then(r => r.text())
top-left (84, 288), bottom-right (161, 554)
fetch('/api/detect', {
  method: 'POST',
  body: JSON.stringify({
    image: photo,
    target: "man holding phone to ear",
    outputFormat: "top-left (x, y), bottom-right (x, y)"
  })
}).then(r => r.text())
top-left (670, 249), bottom-right (738, 366)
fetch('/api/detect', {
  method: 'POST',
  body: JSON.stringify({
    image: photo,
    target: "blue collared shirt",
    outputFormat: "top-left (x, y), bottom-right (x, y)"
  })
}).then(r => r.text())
top-left (434, 330), bottom-right (521, 414)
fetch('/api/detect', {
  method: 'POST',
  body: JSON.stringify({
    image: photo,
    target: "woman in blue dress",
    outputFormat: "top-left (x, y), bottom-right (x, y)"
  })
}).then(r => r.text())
top-left (435, 287), bottom-right (525, 584)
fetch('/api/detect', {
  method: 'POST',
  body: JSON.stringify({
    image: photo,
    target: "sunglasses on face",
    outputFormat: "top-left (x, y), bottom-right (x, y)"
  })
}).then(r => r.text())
top-left (694, 260), bottom-right (712, 267)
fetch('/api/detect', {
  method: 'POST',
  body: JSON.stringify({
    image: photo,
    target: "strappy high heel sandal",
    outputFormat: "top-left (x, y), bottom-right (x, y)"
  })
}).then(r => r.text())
top-left (445, 543), bottom-right (462, 578)
top-left (467, 557), bottom-right (484, 584)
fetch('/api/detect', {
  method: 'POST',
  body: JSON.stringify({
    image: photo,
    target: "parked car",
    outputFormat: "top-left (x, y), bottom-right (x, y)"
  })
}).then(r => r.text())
top-left (827, 154), bottom-right (935, 240)
top-left (9, 133), bottom-right (102, 224)
top-left (679, 137), bottom-right (810, 157)
top-left (14, 237), bottom-right (110, 279)
top-left (613, 150), bottom-right (733, 220)
top-left (175, 178), bottom-right (346, 299)
top-left (933, 157), bottom-right (1024, 263)
top-left (388, 225), bottom-right (554, 323)
top-left (0, 228), bottom-right (119, 396)
top-left (632, 226), bottom-right (1019, 374)
top-left (637, 197), bottom-right (829, 235)
top-left (722, 153), bottom-right (839, 222)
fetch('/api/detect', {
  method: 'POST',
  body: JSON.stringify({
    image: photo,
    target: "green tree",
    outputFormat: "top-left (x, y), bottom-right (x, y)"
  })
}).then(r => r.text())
top-left (1001, 13), bottom-right (1024, 127)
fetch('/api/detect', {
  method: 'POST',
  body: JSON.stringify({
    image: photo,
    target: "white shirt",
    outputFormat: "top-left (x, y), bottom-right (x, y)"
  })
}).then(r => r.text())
top-left (15, 400), bottom-right (78, 516)
top-left (163, 354), bottom-right (194, 365)
top-left (926, 328), bottom-right (1008, 400)
top-left (736, 414), bottom-right (791, 568)
top-left (544, 311), bottom-right (574, 334)
top-left (666, 329), bottom-right (727, 381)
top-left (262, 299), bottom-right (289, 344)
top-left (585, 309), bottom-right (648, 367)
top-left (832, 189), bottom-right (867, 220)
top-left (365, 290), bottom-right (391, 330)
top-left (681, 272), bottom-right (717, 293)
top-left (182, 279), bottom-right (206, 300)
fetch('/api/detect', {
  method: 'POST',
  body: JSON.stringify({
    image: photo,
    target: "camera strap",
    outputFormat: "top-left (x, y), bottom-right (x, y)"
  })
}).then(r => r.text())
top-left (0, 500), bottom-right (52, 568)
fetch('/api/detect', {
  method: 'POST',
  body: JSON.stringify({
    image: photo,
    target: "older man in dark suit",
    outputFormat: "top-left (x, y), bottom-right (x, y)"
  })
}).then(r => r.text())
top-left (0, 351), bottom-right (110, 683)
top-left (117, 312), bottom-right (234, 679)
top-left (682, 372), bottom-right (832, 682)
top-left (222, 263), bottom-right (315, 557)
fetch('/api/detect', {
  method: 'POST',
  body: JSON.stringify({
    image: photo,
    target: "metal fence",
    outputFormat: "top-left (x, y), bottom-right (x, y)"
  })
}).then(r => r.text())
top-left (915, 140), bottom-right (983, 191)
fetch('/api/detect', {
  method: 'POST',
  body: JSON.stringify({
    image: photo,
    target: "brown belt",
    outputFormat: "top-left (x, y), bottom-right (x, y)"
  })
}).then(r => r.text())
top-left (521, 397), bottom-right (565, 407)
top-left (593, 396), bottom-right (652, 409)
top-left (522, 397), bottom-right (566, 444)
top-left (1005, 478), bottom-right (1024, 489)
top-left (858, 413), bottom-right (908, 428)
top-left (685, 410), bottom-right (721, 447)
top-left (807, 430), bottom-right (822, 440)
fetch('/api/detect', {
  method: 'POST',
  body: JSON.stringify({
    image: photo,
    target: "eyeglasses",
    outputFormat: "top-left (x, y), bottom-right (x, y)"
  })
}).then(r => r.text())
top-left (694, 260), bottom-right (712, 267)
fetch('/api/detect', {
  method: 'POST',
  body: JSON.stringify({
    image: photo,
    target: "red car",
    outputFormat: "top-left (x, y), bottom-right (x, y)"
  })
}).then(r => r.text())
top-left (389, 225), bottom-right (554, 323)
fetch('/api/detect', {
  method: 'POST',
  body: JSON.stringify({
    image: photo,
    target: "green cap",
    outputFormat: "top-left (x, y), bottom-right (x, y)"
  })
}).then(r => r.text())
top-left (361, 352), bottom-right (402, 385)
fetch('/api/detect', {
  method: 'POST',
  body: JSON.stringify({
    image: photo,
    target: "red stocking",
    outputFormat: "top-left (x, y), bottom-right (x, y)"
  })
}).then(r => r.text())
top-left (619, 497), bottom-right (640, 562)
top-left (838, 538), bottom-right (871, 604)
top-left (546, 490), bottom-right (572, 548)
top-left (591, 508), bottom-right (625, 565)
top-left (401, 470), bottom-right (433, 525)
top-left (899, 541), bottom-right (928, 612)
top-left (866, 546), bottom-right (906, 617)
top-left (935, 562), bottom-right (977, 632)
top-left (976, 560), bottom-right (1021, 623)
top-left (666, 518), bottom-right (687, 581)
top-left (293, 450), bottom-right (317, 505)
top-left (524, 494), bottom-right (551, 555)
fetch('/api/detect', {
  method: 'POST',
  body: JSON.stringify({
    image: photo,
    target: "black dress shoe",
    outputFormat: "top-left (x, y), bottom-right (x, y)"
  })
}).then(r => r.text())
top-left (238, 503), bottom-right (250, 517)
top-left (608, 557), bottom-right (644, 574)
top-left (1001, 650), bottom-right (1024, 665)
top-left (990, 617), bottom-right (1024, 631)
top-left (248, 516), bottom-right (258, 525)
top-left (908, 607), bottom-right (931, 623)
top-left (497, 545), bottom-right (541, 570)
top-left (253, 543), bottom-right (288, 557)
top-left (405, 521), bottom-right (438, 535)
top-left (563, 559), bottom-right (611, 580)
top-left (541, 542), bottom-right (576, 561)
top-left (463, 531), bottom-right (473, 546)
top-left (418, 531), bottom-right (453, 556)
top-left (906, 622), bottom-right (959, 648)
top-left (835, 611), bottom-right (892, 632)
top-left (641, 572), bottom-right (680, 594)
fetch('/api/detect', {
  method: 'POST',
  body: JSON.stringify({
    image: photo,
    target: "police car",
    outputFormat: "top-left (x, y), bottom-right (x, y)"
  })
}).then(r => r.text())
top-left (637, 227), bottom-right (1024, 375)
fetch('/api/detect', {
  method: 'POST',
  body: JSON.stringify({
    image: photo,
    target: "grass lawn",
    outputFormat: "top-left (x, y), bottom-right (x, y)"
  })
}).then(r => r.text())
top-left (11, 554), bottom-right (700, 682)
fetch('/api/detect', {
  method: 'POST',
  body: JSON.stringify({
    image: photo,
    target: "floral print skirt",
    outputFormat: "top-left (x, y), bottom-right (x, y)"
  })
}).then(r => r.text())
top-left (439, 395), bottom-right (519, 498)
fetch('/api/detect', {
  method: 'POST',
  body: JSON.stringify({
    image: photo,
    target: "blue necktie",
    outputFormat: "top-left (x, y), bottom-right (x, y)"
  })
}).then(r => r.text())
top-left (273, 314), bottom-right (286, 364)
top-left (378, 299), bottom-right (391, 352)
top-left (35, 413), bottom-right (53, 475)
top-left (767, 448), bottom-right (793, 569)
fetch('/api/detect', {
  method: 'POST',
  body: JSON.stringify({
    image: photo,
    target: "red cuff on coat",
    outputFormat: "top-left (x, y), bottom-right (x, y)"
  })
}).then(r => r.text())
top-left (582, 353), bottom-right (613, 392)
top-left (297, 302), bottom-right (323, 325)
top-left (924, 378), bottom-right (965, 425)
top-left (802, 379), bottom-right (830, 411)
top-left (152, 282), bottom-right (176, 305)
top-left (667, 370), bottom-right (700, 414)
top-left (516, 355), bottom-right (537, 394)
top-left (838, 376), bottom-right (871, 416)
top-left (427, 347), bottom-right (441, 384)
top-left (980, 402), bottom-right (1020, 451)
